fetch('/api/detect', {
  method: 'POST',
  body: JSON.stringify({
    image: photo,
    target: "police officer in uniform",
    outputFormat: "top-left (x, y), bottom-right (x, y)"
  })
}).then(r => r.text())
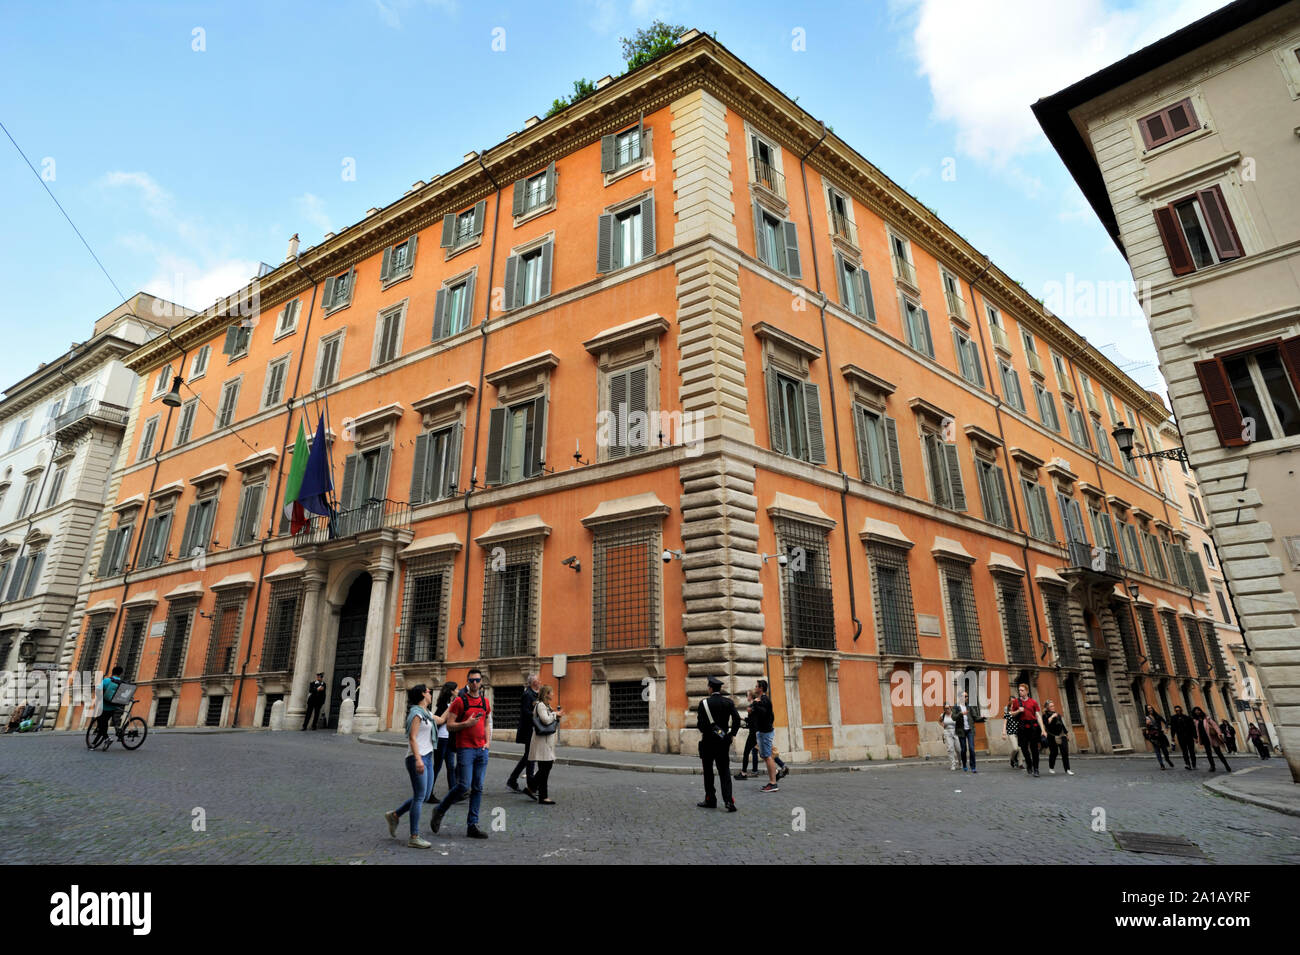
top-left (696, 675), bottom-right (741, 811)
top-left (303, 672), bottom-right (327, 730)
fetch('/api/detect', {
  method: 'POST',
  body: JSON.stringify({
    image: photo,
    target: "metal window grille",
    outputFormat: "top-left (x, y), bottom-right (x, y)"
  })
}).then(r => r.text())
top-left (156, 603), bottom-right (195, 680)
top-left (869, 544), bottom-right (918, 655)
top-left (399, 559), bottom-right (449, 662)
top-left (205, 695), bottom-right (224, 727)
top-left (1062, 675), bottom-right (1082, 726)
top-left (780, 520), bottom-right (836, 650)
top-left (1201, 620), bottom-right (1228, 679)
top-left (1136, 606), bottom-right (1166, 673)
top-left (117, 610), bottom-right (149, 682)
top-left (0, 637), bottom-right (11, 668)
top-left (262, 694), bottom-right (282, 727)
top-left (260, 582), bottom-right (303, 671)
top-left (593, 522), bottom-right (660, 651)
top-left (940, 562), bottom-right (982, 660)
top-left (1161, 613), bottom-right (1190, 677)
top-left (1112, 602), bottom-right (1142, 672)
top-left (481, 539), bottom-right (538, 658)
top-left (78, 621), bottom-right (108, 674)
top-left (204, 596), bottom-right (245, 676)
top-left (1185, 618), bottom-right (1210, 677)
top-left (153, 697), bottom-right (172, 727)
top-left (1043, 588), bottom-right (1078, 668)
top-left (997, 577), bottom-right (1036, 665)
top-left (609, 680), bottom-right (650, 729)
top-left (492, 685), bottom-right (522, 732)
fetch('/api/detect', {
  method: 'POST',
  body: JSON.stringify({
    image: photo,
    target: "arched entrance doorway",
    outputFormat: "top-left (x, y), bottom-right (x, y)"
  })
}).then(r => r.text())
top-left (1083, 610), bottom-right (1122, 747)
top-left (330, 572), bottom-right (371, 728)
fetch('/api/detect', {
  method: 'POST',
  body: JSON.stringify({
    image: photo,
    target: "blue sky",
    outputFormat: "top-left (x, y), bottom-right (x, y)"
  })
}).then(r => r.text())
top-left (0, 0), bottom-right (1230, 395)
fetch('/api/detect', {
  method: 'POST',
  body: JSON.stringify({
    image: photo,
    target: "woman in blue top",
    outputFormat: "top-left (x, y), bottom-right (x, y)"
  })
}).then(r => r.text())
top-left (385, 684), bottom-right (436, 848)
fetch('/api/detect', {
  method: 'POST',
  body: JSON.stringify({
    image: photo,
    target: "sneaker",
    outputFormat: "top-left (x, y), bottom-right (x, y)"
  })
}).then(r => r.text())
top-left (1066, 770), bottom-right (1075, 776)
top-left (733, 772), bottom-right (748, 781)
top-left (697, 800), bottom-right (717, 809)
top-left (760, 783), bottom-right (779, 793)
top-left (970, 769), bottom-right (977, 774)
top-left (467, 824), bottom-right (489, 839)
top-left (725, 802), bottom-right (738, 812)
top-left (776, 767), bottom-right (789, 781)
top-left (384, 811), bottom-right (399, 838)
top-left (1048, 768), bottom-right (1056, 774)
top-left (407, 835), bottom-right (432, 849)
top-left (1033, 771), bottom-right (1040, 778)
top-left (962, 766), bottom-right (969, 773)
top-left (431, 806), bottom-right (446, 835)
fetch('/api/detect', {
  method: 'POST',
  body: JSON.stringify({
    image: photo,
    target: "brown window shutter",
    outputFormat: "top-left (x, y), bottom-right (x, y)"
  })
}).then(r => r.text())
top-left (1153, 205), bottom-right (1195, 276)
top-left (1165, 98), bottom-right (1197, 137)
top-left (1279, 336), bottom-right (1300, 397)
top-left (1194, 358), bottom-right (1247, 447)
top-left (1139, 111), bottom-right (1168, 148)
top-left (1196, 185), bottom-right (1243, 261)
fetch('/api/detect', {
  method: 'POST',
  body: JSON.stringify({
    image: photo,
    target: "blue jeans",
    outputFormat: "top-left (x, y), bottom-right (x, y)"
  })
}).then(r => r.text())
top-left (437, 745), bottom-right (489, 827)
top-left (396, 752), bottom-right (434, 836)
top-left (958, 728), bottom-right (976, 769)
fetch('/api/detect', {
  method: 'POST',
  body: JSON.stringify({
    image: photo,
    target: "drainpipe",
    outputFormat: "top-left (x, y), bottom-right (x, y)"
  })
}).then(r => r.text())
top-left (796, 120), bottom-right (863, 645)
top-left (230, 261), bottom-right (321, 726)
top-left (962, 262), bottom-right (1051, 671)
top-left (454, 155), bottom-right (503, 649)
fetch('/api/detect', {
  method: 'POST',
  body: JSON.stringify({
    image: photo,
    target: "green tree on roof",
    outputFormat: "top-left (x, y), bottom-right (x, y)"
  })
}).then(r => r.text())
top-left (620, 20), bottom-right (687, 71)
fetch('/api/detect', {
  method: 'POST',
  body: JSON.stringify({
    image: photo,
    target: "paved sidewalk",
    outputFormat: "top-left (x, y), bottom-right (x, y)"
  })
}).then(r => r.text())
top-left (1205, 763), bottom-right (1300, 817)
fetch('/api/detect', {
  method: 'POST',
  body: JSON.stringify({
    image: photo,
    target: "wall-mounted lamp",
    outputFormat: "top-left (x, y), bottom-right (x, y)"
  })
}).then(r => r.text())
top-left (1127, 582), bottom-right (1141, 600)
top-left (560, 555), bottom-right (581, 573)
top-left (1112, 421), bottom-right (1188, 463)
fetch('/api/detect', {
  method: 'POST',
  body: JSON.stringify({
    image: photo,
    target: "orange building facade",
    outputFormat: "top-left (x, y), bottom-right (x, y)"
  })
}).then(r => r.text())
top-left (60, 32), bottom-right (1230, 760)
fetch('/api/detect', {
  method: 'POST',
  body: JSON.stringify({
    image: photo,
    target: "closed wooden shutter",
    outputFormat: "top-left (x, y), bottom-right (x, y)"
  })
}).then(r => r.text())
top-left (372, 445), bottom-right (391, 501)
top-left (607, 369), bottom-right (629, 459)
top-left (1196, 185), bottom-right (1243, 261)
top-left (432, 289), bottom-right (447, 340)
top-left (461, 273), bottom-right (476, 330)
top-left (6, 556), bottom-right (27, 600)
top-left (440, 213), bottom-right (456, 248)
top-left (97, 529), bottom-right (120, 577)
top-left (859, 269), bottom-right (875, 323)
top-left (925, 434), bottom-right (948, 507)
top-left (834, 252), bottom-right (848, 306)
top-left (918, 308), bottom-right (934, 357)
top-left (502, 255), bottom-right (519, 310)
top-left (339, 453), bottom-right (359, 510)
top-left (803, 381), bottom-right (826, 465)
top-left (639, 195), bottom-right (655, 258)
top-left (993, 466), bottom-right (1012, 528)
top-left (766, 366), bottom-right (786, 454)
top-left (943, 442), bottom-right (966, 511)
top-left (782, 220), bottom-right (801, 279)
top-left (885, 417), bottom-right (904, 494)
top-left (539, 242), bottom-right (553, 299)
top-left (544, 162), bottom-right (556, 202)
top-left (753, 201), bottom-right (768, 267)
top-left (179, 504), bottom-right (199, 557)
top-left (471, 200), bottom-right (487, 238)
top-left (600, 134), bottom-right (616, 173)
top-left (524, 395), bottom-right (547, 478)
top-left (380, 245), bottom-right (392, 281)
top-left (22, 551), bottom-right (43, 598)
top-left (1194, 358), bottom-right (1246, 447)
top-left (512, 178), bottom-right (527, 217)
top-left (1154, 205), bottom-right (1196, 276)
top-left (445, 423), bottom-right (464, 497)
top-left (410, 432), bottom-right (430, 503)
top-left (596, 213), bottom-right (614, 273)
top-left (484, 408), bottom-right (506, 485)
top-left (853, 405), bottom-right (871, 480)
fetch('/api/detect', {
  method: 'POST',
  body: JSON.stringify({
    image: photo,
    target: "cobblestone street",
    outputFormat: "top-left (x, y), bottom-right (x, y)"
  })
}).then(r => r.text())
top-left (2, 731), bottom-right (1297, 864)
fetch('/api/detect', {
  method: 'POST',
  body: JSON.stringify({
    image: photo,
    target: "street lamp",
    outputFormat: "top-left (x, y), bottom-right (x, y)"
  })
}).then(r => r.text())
top-left (1111, 421), bottom-right (1188, 463)
top-left (1127, 581), bottom-right (1141, 600)
top-left (162, 375), bottom-right (185, 408)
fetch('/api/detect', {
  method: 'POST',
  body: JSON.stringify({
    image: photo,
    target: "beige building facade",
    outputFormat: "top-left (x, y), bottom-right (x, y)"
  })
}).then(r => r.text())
top-left (1036, 0), bottom-right (1300, 778)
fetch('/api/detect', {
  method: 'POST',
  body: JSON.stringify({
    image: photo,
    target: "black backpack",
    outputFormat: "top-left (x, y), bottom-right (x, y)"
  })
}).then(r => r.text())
top-left (448, 690), bottom-right (489, 744)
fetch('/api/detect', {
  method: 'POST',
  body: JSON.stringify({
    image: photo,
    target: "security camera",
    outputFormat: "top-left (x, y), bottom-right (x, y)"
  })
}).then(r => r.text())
top-left (662, 549), bottom-right (673, 563)
top-left (777, 553), bottom-right (789, 567)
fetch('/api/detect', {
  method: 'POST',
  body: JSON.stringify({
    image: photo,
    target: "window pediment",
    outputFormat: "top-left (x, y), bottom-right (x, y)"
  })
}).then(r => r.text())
top-left (485, 352), bottom-right (559, 402)
top-left (149, 481), bottom-right (185, 503)
top-left (348, 403), bottom-right (405, 448)
top-left (189, 466), bottom-right (230, 490)
top-left (583, 315), bottom-right (669, 365)
top-left (907, 396), bottom-right (952, 425)
top-left (412, 383), bottom-right (476, 430)
top-left (841, 364), bottom-right (895, 406)
top-left (1008, 446), bottom-right (1045, 471)
top-left (754, 322), bottom-right (822, 371)
top-left (962, 424), bottom-right (1002, 450)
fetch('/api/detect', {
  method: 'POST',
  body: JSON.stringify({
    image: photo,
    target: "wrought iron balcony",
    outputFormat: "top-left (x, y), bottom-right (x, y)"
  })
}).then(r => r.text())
top-left (944, 289), bottom-right (967, 321)
top-left (293, 498), bottom-right (411, 547)
top-left (750, 157), bottom-right (786, 200)
top-left (1065, 541), bottom-right (1122, 579)
top-left (989, 324), bottom-right (1010, 353)
top-left (893, 255), bottom-right (918, 289)
top-left (830, 210), bottom-right (858, 247)
top-left (52, 400), bottom-right (129, 439)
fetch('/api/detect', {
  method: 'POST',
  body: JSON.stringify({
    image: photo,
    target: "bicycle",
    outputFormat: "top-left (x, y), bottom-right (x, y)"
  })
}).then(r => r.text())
top-left (86, 699), bottom-right (147, 752)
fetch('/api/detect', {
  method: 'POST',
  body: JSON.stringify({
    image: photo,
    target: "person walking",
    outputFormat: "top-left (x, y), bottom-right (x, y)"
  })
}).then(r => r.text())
top-left (1043, 701), bottom-right (1074, 775)
top-left (1218, 718), bottom-right (1237, 754)
top-left (303, 672), bottom-right (327, 730)
top-left (424, 681), bottom-right (458, 804)
top-left (747, 679), bottom-right (783, 793)
top-left (1010, 683), bottom-right (1046, 778)
top-left (430, 668), bottom-right (491, 840)
top-left (1193, 707), bottom-right (1231, 772)
top-left (941, 706), bottom-right (959, 771)
top-left (1003, 696), bottom-right (1022, 769)
top-left (385, 684), bottom-right (435, 848)
top-left (528, 684), bottom-right (562, 805)
top-left (507, 675), bottom-right (539, 796)
top-left (953, 690), bottom-right (979, 773)
top-left (1247, 723), bottom-right (1271, 759)
top-left (735, 689), bottom-right (760, 781)
top-left (696, 676), bottom-right (741, 812)
top-left (1168, 705), bottom-right (1197, 770)
top-left (1143, 704), bottom-right (1173, 770)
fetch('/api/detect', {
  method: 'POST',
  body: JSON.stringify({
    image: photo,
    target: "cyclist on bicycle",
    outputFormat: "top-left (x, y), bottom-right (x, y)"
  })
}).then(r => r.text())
top-left (94, 665), bottom-right (125, 745)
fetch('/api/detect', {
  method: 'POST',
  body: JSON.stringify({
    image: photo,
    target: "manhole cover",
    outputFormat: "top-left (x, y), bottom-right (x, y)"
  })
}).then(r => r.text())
top-left (1112, 831), bottom-right (1207, 859)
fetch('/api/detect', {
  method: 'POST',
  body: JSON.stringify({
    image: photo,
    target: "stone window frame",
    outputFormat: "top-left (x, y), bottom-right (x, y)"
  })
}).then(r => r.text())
top-left (154, 597), bottom-right (198, 683)
top-left (322, 266), bottom-right (357, 314)
top-left (772, 513), bottom-right (837, 652)
top-left (152, 364), bottom-right (173, 400)
top-left (743, 120), bottom-right (788, 215)
top-left (1276, 40), bottom-right (1300, 100)
top-left (214, 376), bottom-right (242, 432)
top-left (314, 329), bottom-right (346, 390)
top-left (990, 561), bottom-right (1037, 667)
top-left (260, 352), bottom-right (293, 411)
top-left (475, 519), bottom-right (550, 661)
top-left (173, 398), bottom-right (199, 448)
top-left (273, 298), bottom-right (302, 342)
top-left (502, 232), bottom-right (556, 311)
top-left (434, 265), bottom-right (478, 341)
top-left (596, 189), bottom-right (656, 274)
top-left (410, 383), bottom-right (475, 505)
top-left (933, 545), bottom-right (983, 663)
top-left (259, 575), bottom-right (305, 673)
top-left (203, 583), bottom-right (252, 677)
top-left (484, 352), bottom-right (558, 486)
top-left (823, 178), bottom-right (860, 253)
top-left (585, 512), bottom-right (667, 653)
top-left (886, 226), bottom-right (919, 294)
top-left (232, 450), bottom-right (277, 548)
top-left (441, 200), bottom-right (487, 260)
top-left (398, 551), bottom-right (456, 664)
top-left (137, 414), bottom-right (160, 462)
top-left (379, 234), bottom-right (418, 289)
top-left (967, 427), bottom-right (1012, 530)
top-left (998, 358), bottom-right (1027, 413)
top-left (584, 315), bottom-right (669, 465)
top-left (843, 365), bottom-right (902, 493)
top-left (370, 299), bottom-right (408, 369)
top-left (1039, 583), bottom-right (1079, 669)
top-left (188, 344), bottom-right (211, 382)
top-left (512, 162), bottom-right (558, 227)
top-left (1132, 90), bottom-right (1213, 157)
top-left (601, 120), bottom-right (654, 187)
top-left (756, 323), bottom-right (825, 466)
top-left (910, 397), bottom-right (965, 512)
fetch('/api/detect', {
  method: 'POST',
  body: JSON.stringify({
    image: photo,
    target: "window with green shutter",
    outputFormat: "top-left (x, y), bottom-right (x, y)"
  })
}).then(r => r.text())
top-left (410, 424), bottom-right (463, 504)
top-left (901, 297), bottom-right (934, 357)
top-left (835, 253), bottom-right (874, 322)
top-left (999, 360), bottom-right (1025, 413)
top-left (215, 380), bottom-right (240, 430)
top-left (604, 364), bottom-right (650, 460)
top-left (434, 274), bottom-right (475, 340)
top-left (1021, 478), bottom-right (1053, 542)
top-left (766, 367), bottom-right (825, 466)
top-left (233, 484), bottom-right (266, 547)
top-left (852, 404), bottom-right (900, 491)
top-left (503, 242), bottom-right (553, 310)
top-left (485, 397), bottom-right (547, 486)
top-left (923, 431), bottom-right (965, 511)
top-left (975, 457), bottom-right (1011, 528)
top-left (952, 328), bottom-right (984, 386)
top-left (380, 235), bottom-right (417, 283)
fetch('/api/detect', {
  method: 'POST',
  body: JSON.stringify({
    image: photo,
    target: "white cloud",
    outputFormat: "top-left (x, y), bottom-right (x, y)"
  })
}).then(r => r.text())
top-left (903, 0), bottom-right (1231, 165)
top-left (142, 256), bottom-right (261, 312)
top-left (295, 193), bottom-right (332, 236)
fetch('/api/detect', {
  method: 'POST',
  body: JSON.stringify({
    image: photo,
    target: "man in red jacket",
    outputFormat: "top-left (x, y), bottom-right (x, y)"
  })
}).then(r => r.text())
top-left (1011, 682), bottom-right (1047, 778)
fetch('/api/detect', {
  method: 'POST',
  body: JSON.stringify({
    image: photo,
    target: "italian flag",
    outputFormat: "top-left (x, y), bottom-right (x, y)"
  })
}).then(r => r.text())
top-left (283, 420), bottom-right (310, 533)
